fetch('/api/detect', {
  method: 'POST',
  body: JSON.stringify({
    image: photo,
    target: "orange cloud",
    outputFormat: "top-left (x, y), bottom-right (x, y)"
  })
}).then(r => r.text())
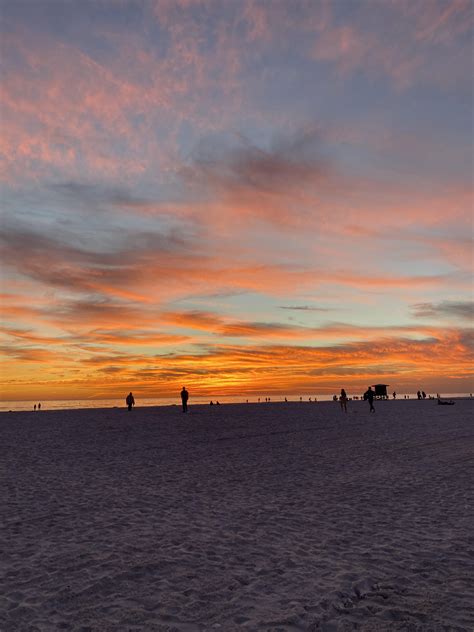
top-left (2, 327), bottom-right (472, 401)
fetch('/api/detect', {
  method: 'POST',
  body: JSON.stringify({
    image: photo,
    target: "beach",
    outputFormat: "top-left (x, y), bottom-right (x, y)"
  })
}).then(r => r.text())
top-left (1, 399), bottom-right (473, 631)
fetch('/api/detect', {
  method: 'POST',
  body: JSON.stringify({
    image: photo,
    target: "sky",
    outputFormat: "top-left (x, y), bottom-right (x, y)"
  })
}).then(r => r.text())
top-left (0, 0), bottom-right (473, 401)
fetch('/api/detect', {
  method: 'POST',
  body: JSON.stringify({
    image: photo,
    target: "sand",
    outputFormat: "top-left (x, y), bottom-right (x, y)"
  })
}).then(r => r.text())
top-left (1, 399), bottom-right (473, 631)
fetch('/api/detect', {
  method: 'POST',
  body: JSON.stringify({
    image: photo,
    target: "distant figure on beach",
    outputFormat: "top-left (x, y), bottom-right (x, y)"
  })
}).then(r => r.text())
top-left (417, 390), bottom-right (422, 400)
top-left (284, 397), bottom-right (288, 402)
top-left (340, 389), bottom-right (348, 413)
top-left (126, 392), bottom-right (135, 411)
top-left (34, 404), bottom-right (36, 411)
top-left (181, 387), bottom-right (189, 413)
top-left (210, 401), bottom-right (214, 405)
top-left (333, 394), bottom-right (338, 402)
top-left (364, 387), bottom-right (375, 413)
top-left (38, 402), bottom-right (41, 410)
top-left (437, 395), bottom-right (455, 406)
top-left (422, 391), bottom-right (426, 399)
top-left (216, 401), bottom-right (220, 405)
top-left (392, 391), bottom-right (396, 399)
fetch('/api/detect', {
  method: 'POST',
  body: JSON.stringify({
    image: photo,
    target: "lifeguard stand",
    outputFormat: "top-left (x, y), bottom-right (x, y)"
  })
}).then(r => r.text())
top-left (373, 384), bottom-right (389, 399)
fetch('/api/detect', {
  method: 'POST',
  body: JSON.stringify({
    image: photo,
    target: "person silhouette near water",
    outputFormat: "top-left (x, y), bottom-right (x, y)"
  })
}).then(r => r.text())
top-left (181, 387), bottom-right (189, 413)
top-left (38, 402), bottom-right (41, 410)
top-left (364, 387), bottom-right (375, 412)
top-left (340, 388), bottom-right (348, 413)
top-left (34, 404), bottom-right (36, 411)
top-left (126, 392), bottom-right (135, 411)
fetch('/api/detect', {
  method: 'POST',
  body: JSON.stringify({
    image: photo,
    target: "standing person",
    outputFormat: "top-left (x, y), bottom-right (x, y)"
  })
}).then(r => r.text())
top-left (340, 388), bottom-right (348, 413)
top-left (34, 404), bottom-right (37, 411)
top-left (364, 387), bottom-right (375, 413)
top-left (126, 392), bottom-right (135, 411)
top-left (181, 386), bottom-right (189, 413)
top-left (38, 402), bottom-right (41, 410)
top-left (392, 391), bottom-right (396, 399)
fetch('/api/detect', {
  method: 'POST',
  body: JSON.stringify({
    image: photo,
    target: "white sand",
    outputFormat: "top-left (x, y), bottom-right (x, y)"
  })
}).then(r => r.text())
top-left (1, 399), bottom-right (473, 631)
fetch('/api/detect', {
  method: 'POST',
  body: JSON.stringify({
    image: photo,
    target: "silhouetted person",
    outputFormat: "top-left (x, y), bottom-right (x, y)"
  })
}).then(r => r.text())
top-left (210, 401), bottom-right (214, 405)
top-left (340, 388), bottom-right (348, 413)
top-left (422, 391), bottom-right (426, 399)
top-left (364, 387), bottom-right (375, 412)
top-left (126, 392), bottom-right (135, 411)
top-left (284, 397), bottom-right (288, 402)
top-left (34, 404), bottom-right (37, 411)
top-left (333, 394), bottom-right (338, 402)
top-left (181, 387), bottom-right (189, 412)
top-left (392, 391), bottom-right (396, 399)
top-left (216, 401), bottom-right (220, 405)
top-left (417, 390), bottom-right (422, 400)
top-left (38, 402), bottom-right (41, 410)
top-left (437, 396), bottom-right (454, 406)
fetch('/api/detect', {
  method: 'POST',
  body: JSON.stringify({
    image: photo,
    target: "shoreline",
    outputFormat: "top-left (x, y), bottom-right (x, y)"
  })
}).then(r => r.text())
top-left (1, 394), bottom-right (472, 415)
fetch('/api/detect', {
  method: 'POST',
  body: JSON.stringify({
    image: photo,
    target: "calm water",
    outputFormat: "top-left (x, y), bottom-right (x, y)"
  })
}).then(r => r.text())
top-left (1, 393), bottom-right (471, 412)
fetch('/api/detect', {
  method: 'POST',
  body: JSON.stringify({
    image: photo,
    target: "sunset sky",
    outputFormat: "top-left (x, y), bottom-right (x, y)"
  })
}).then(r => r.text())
top-left (1, 0), bottom-right (473, 401)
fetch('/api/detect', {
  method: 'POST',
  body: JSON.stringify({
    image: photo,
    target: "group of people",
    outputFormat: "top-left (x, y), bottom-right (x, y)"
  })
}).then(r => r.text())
top-left (125, 387), bottom-right (189, 412)
top-left (33, 403), bottom-right (41, 411)
top-left (125, 385), bottom-right (458, 413)
top-left (337, 387), bottom-right (375, 413)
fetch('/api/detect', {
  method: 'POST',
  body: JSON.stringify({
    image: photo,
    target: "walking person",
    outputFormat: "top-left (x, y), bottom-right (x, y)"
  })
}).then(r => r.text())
top-left (364, 386), bottom-right (375, 413)
top-left (181, 386), bottom-right (189, 413)
top-left (340, 388), bottom-right (348, 413)
top-left (126, 392), bottom-right (135, 411)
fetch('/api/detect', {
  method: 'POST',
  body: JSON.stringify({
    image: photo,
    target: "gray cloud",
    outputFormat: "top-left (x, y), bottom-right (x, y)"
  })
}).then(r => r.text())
top-left (0, 220), bottom-right (187, 295)
top-left (49, 181), bottom-right (150, 209)
top-left (180, 127), bottom-right (333, 202)
top-left (413, 301), bottom-right (474, 321)
top-left (278, 305), bottom-right (332, 312)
